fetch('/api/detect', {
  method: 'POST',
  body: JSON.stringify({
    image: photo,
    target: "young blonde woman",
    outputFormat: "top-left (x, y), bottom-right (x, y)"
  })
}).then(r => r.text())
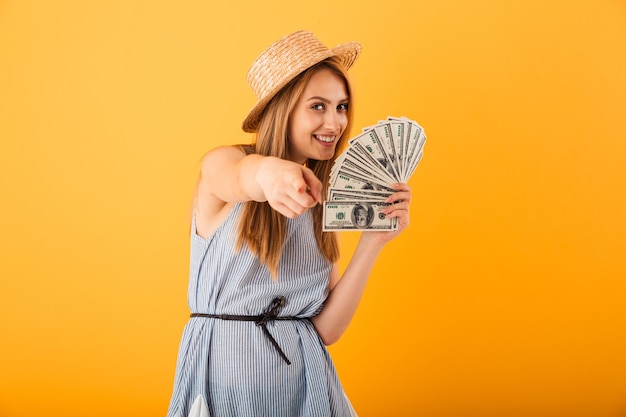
top-left (166, 30), bottom-right (412, 417)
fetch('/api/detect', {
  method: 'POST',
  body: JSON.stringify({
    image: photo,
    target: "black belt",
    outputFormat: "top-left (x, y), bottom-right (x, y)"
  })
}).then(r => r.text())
top-left (190, 296), bottom-right (305, 365)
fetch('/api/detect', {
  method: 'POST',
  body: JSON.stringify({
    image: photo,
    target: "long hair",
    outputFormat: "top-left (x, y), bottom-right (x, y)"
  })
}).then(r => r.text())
top-left (236, 57), bottom-right (355, 279)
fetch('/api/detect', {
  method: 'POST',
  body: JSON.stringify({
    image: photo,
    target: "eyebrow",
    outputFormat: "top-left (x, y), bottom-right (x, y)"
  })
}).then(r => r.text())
top-left (306, 95), bottom-right (350, 103)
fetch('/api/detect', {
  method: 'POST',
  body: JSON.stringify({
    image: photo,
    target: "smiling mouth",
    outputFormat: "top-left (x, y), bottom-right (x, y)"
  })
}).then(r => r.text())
top-left (314, 135), bottom-right (336, 143)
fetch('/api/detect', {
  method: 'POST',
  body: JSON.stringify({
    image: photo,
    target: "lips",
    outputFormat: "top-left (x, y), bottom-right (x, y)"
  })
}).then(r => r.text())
top-left (314, 134), bottom-right (336, 143)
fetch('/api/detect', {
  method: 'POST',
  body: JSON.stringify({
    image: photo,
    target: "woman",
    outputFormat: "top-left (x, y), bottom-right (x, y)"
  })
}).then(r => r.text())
top-left (166, 30), bottom-right (412, 417)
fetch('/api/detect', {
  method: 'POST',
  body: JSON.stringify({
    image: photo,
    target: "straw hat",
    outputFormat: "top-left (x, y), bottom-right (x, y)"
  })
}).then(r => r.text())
top-left (242, 30), bottom-right (362, 133)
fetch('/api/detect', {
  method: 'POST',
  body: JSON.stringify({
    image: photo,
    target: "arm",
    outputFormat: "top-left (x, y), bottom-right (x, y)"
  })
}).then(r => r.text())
top-left (195, 146), bottom-right (323, 236)
top-left (311, 183), bottom-right (412, 345)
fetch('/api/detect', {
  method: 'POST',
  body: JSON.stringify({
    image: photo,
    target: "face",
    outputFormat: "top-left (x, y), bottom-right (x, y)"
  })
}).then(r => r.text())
top-left (287, 68), bottom-right (349, 164)
top-left (356, 207), bottom-right (368, 226)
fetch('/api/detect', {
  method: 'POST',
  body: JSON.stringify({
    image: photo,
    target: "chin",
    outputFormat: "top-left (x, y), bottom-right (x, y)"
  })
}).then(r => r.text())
top-left (314, 153), bottom-right (335, 162)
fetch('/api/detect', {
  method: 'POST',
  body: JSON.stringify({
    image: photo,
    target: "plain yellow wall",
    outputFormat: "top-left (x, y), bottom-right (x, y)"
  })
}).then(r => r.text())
top-left (1, 1), bottom-right (625, 416)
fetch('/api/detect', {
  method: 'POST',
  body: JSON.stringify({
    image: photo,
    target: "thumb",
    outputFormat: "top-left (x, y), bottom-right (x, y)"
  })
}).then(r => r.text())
top-left (301, 167), bottom-right (323, 204)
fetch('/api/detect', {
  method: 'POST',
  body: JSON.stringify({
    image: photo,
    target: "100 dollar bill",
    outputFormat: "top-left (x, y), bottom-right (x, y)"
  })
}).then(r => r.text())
top-left (323, 201), bottom-right (398, 231)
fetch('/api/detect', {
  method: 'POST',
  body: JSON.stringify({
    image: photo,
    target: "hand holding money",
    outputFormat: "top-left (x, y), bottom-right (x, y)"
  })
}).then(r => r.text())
top-left (323, 116), bottom-right (426, 231)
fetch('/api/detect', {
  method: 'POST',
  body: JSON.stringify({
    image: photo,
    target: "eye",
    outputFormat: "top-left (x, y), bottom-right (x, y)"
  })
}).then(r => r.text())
top-left (311, 103), bottom-right (325, 111)
top-left (338, 103), bottom-right (349, 112)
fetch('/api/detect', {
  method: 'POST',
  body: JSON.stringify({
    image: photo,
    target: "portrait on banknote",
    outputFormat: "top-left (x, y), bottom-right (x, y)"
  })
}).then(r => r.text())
top-left (351, 203), bottom-right (374, 228)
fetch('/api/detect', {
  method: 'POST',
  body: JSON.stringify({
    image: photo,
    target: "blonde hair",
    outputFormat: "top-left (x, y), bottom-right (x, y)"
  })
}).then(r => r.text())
top-left (236, 57), bottom-right (354, 278)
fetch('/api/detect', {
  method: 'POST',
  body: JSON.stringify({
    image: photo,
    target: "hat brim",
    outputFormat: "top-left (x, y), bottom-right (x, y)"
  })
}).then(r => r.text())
top-left (242, 41), bottom-right (361, 133)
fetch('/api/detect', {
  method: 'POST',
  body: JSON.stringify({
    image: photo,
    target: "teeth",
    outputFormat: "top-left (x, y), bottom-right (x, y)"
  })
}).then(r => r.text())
top-left (316, 135), bottom-right (335, 143)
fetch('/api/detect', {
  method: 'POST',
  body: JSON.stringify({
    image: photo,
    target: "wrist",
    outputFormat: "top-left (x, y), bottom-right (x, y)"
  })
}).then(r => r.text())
top-left (357, 233), bottom-right (386, 253)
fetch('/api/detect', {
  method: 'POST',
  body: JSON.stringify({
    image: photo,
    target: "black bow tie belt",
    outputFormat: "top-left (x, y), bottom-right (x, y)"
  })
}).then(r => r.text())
top-left (190, 296), bottom-right (305, 365)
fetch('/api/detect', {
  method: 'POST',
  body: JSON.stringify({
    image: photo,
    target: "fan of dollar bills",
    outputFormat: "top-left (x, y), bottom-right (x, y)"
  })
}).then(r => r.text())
top-left (323, 116), bottom-right (426, 231)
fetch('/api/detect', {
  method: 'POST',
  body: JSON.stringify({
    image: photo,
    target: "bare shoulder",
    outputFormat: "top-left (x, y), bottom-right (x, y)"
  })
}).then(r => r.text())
top-left (201, 145), bottom-right (248, 172)
top-left (195, 145), bottom-right (248, 238)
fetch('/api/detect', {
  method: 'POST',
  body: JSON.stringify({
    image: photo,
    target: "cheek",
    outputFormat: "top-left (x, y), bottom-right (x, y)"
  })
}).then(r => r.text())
top-left (291, 110), bottom-right (316, 134)
top-left (289, 111), bottom-right (309, 138)
top-left (339, 113), bottom-right (348, 128)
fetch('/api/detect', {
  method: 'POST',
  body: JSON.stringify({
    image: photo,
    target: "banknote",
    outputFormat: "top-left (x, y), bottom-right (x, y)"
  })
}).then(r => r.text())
top-left (349, 128), bottom-right (399, 182)
top-left (328, 188), bottom-right (392, 201)
top-left (322, 201), bottom-right (398, 231)
top-left (388, 120), bottom-right (406, 179)
top-left (324, 115), bottom-right (426, 231)
top-left (330, 148), bottom-right (393, 186)
top-left (331, 169), bottom-right (395, 193)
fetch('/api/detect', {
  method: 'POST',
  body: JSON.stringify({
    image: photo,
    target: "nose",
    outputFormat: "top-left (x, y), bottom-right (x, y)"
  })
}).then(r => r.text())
top-left (324, 110), bottom-right (341, 133)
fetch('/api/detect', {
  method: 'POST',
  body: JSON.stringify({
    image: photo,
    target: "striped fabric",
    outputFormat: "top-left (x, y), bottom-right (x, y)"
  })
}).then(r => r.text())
top-left (166, 203), bottom-right (358, 417)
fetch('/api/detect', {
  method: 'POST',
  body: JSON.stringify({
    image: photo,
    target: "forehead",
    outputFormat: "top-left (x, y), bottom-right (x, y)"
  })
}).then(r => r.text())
top-left (301, 68), bottom-right (348, 99)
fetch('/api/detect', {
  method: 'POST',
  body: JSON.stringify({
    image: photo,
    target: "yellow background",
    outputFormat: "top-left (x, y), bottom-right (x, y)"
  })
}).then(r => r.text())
top-left (1, 1), bottom-right (625, 416)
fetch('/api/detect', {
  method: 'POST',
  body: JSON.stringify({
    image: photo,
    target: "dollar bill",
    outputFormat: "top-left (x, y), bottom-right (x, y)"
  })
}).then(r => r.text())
top-left (328, 188), bottom-right (392, 201)
top-left (323, 201), bottom-right (398, 231)
top-left (405, 149), bottom-right (424, 180)
top-left (350, 128), bottom-right (400, 182)
top-left (348, 142), bottom-right (397, 184)
top-left (387, 120), bottom-right (406, 180)
top-left (335, 149), bottom-right (395, 186)
top-left (331, 168), bottom-right (395, 193)
top-left (399, 120), bottom-right (423, 178)
top-left (330, 147), bottom-right (389, 183)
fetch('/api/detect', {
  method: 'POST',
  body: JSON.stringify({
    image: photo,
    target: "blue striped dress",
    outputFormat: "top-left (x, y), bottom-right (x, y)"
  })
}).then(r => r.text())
top-left (166, 203), bottom-right (358, 417)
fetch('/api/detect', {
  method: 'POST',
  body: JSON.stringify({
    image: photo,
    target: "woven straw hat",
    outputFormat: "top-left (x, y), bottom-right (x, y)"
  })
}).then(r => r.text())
top-left (242, 30), bottom-right (361, 133)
